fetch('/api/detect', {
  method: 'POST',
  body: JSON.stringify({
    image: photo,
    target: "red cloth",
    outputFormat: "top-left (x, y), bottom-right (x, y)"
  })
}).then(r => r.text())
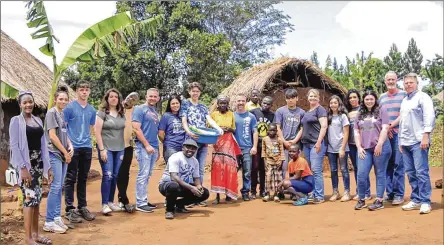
top-left (211, 132), bottom-right (241, 199)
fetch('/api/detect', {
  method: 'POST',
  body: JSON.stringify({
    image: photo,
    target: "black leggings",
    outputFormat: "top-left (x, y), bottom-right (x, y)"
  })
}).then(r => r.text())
top-left (117, 146), bottom-right (133, 205)
top-left (159, 181), bottom-right (210, 212)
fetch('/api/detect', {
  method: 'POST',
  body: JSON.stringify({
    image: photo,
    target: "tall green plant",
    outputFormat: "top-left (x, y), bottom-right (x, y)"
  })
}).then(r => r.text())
top-left (25, 0), bottom-right (162, 109)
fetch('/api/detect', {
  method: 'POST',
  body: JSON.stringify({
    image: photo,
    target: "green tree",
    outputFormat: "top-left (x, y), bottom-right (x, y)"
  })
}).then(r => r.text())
top-left (383, 43), bottom-right (403, 77)
top-left (421, 54), bottom-right (444, 96)
top-left (333, 57), bottom-right (338, 71)
top-left (324, 55), bottom-right (333, 76)
top-left (402, 38), bottom-right (423, 76)
top-left (310, 51), bottom-right (320, 67)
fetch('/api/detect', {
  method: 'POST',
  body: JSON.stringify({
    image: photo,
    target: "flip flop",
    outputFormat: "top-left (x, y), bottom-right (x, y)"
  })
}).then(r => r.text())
top-left (36, 235), bottom-right (52, 245)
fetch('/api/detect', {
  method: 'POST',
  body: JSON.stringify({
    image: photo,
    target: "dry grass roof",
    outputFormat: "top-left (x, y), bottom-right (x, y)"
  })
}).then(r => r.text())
top-left (211, 57), bottom-right (347, 110)
top-left (1, 30), bottom-right (75, 108)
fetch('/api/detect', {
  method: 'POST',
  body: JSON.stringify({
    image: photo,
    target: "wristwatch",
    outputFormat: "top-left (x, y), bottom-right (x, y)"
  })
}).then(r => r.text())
top-left (20, 163), bottom-right (26, 169)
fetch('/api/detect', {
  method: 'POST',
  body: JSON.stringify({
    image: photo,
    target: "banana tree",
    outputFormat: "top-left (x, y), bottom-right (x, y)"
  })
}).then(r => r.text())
top-left (25, 0), bottom-right (162, 109)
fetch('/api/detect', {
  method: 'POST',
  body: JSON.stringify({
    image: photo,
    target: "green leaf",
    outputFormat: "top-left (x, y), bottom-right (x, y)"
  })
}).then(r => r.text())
top-left (1, 81), bottom-right (19, 99)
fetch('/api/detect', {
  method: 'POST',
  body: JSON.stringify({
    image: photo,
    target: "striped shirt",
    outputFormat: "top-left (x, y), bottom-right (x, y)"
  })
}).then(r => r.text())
top-left (379, 90), bottom-right (407, 132)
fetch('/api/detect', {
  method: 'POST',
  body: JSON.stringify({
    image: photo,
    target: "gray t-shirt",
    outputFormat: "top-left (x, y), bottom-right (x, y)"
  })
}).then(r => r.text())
top-left (97, 111), bottom-right (126, 151)
top-left (274, 106), bottom-right (305, 140)
top-left (327, 114), bottom-right (350, 153)
top-left (45, 107), bottom-right (69, 159)
top-left (159, 152), bottom-right (200, 185)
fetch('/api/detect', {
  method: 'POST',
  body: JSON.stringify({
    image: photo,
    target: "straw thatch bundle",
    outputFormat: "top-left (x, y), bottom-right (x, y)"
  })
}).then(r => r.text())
top-left (1, 30), bottom-right (75, 106)
top-left (210, 57), bottom-right (347, 112)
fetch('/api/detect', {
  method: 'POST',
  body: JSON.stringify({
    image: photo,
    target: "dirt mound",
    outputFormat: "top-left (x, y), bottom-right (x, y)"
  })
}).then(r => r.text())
top-left (1, 209), bottom-right (24, 245)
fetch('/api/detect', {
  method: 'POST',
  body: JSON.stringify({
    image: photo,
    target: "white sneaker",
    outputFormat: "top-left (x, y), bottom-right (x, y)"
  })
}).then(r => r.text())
top-left (419, 203), bottom-right (432, 214)
top-left (108, 202), bottom-right (123, 212)
top-left (102, 204), bottom-right (112, 215)
top-left (54, 216), bottom-right (68, 230)
top-left (43, 221), bottom-right (66, 234)
top-left (402, 201), bottom-right (421, 211)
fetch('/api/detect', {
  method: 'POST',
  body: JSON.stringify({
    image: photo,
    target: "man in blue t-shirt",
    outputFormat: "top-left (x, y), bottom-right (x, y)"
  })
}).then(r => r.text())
top-left (63, 80), bottom-right (96, 222)
top-left (132, 88), bottom-right (160, 213)
top-left (233, 94), bottom-right (258, 201)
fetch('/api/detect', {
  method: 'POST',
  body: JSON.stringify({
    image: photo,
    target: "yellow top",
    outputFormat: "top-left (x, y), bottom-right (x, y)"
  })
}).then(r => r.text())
top-left (246, 101), bottom-right (260, 111)
top-left (210, 110), bottom-right (235, 130)
top-left (124, 107), bottom-right (134, 148)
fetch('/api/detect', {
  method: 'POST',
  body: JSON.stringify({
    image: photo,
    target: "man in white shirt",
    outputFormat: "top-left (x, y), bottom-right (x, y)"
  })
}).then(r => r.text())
top-left (158, 139), bottom-right (210, 219)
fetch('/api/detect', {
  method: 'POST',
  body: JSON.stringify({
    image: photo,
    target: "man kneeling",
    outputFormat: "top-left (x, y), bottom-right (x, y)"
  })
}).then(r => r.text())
top-left (158, 139), bottom-right (210, 219)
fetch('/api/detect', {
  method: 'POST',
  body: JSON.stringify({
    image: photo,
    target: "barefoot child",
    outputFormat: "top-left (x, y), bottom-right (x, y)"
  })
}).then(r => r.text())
top-left (277, 144), bottom-right (314, 206)
top-left (261, 123), bottom-right (285, 202)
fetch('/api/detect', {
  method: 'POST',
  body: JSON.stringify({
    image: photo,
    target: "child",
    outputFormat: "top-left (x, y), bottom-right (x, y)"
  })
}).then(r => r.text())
top-left (277, 144), bottom-right (314, 206)
top-left (326, 95), bottom-right (351, 202)
top-left (261, 123), bottom-right (285, 202)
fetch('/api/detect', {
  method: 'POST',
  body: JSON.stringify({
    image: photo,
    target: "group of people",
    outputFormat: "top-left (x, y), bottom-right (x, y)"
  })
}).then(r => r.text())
top-left (9, 71), bottom-right (436, 244)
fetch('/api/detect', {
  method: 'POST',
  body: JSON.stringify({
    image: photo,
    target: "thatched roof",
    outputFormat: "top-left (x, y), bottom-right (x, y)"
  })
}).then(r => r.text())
top-left (1, 30), bottom-right (75, 108)
top-left (433, 91), bottom-right (443, 103)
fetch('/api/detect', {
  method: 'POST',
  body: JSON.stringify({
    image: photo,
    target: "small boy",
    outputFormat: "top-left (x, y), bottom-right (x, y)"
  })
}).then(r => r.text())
top-left (261, 123), bottom-right (285, 202)
top-left (277, 144), bottom-right (314, 206)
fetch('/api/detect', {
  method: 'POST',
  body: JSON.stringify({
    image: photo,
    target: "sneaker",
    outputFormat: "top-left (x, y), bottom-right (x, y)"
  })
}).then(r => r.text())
top-left (368, 199), bottom-right (384, 211)
top-left (175, 207), bottom-right (190, 213)
top-left (307, 193), bottom-right (314, 202)
top-left (43, 222), bottom-right (66, 234)
top-left (54, 217), bottom-right (68, 230)
top-left (250, 194), bottom-right (257, 200)
top-left (260, 192), bottom-right (266, 198)
top-left (64, 209), bottom-right (83, 223)
top-left (355, 200), bottom-right (367, 210)
top-left (392, 197), bottom-right (404, 206)
top-left (273, 196), bottom-right (280, 202)
top-left (165, 212), bottom-right (174, 219)
top-left (197, 201), bottom-right (207, 207)
top-left (185, 203), bottom-right (195, 208)
top-left (79, 207), bottom-right (96, 221)
top-left (384, 194), bottom-right (394, 203)
top-left (148, 202), bottom-right (157, 209)
top-left (292, 196), bottom-right (308, 206)
top-left (364, 195), bottom-right (373, 201)
top-left (102, 204), bottom-right (112, 215)
top-left (313, 198), bottom-right (325, 204)
top-left (340, 191), bottom-right (351, 202)
top-left (278, 192), bottom-right (285, 200)
top-left (119, 202), bottom-right (136, 213)
top-left (242, 194), bottom-right (251, 201)
top-left (262, 195), bottom-right (271, 202)
top-left (353, 194), bottom-right (359, 201)
top-left (329, 190), bottom-right (339, 202)
top-left (136, 205), bottom-right (154, 213)
top-left (419, 203), bottom-right (432, 214)
top-left (402, 201), bottom-right (421, 211)
top-left (108, 202), bottom-right (123, 212)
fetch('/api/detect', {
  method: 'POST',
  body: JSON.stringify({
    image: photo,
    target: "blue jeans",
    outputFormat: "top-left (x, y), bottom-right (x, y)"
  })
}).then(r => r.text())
top-left (240, 148), bottom-right (252, 195)
top-left (135, 144), bottom-right (159, 207)
top-left (327, 152), bottom-right (350, 191)
top-left (163, 147), bottom-right (180, 165)
top-left (195, 144), bottom-right (209, 185)
top-left (97, 146), bottom-right (124, 205)
top-left (357, 141), bottom-right (392, 199)
top-left (303, 142), bottom-right (327, 200)
top-left (385, 133), bottom-right (405, 199)
top-left (402, 143), bottom-right (432, 204)
top-left (46, 153), bottom-right (67, 222)
top-left (349, 144), bottom-right (371, 197)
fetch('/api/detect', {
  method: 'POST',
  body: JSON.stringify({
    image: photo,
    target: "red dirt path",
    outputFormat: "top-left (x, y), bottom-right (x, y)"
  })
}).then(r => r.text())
top-left (1, 157), bottom-right (443, 245)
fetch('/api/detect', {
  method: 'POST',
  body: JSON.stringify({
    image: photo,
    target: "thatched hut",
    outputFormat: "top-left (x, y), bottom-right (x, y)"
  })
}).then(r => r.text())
top-left (211, 57), bottom-right (347, 112)
top-left (210, 57), bottom-right (349, 174)
top-left (0, 30), bottom-right (75, 184)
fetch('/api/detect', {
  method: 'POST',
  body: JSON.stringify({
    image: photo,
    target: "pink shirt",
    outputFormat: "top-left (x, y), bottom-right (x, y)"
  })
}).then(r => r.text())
top-left (354, 106), bottom-right (389, 150)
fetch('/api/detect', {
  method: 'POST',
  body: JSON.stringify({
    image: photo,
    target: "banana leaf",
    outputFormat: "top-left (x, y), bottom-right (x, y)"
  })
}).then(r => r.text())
top-left (1, 81), bottom-right (19, 100)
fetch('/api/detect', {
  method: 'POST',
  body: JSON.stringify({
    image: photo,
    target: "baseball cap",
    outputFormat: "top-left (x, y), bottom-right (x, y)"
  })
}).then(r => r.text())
top-left (183, 139), bottom-right (198, 148)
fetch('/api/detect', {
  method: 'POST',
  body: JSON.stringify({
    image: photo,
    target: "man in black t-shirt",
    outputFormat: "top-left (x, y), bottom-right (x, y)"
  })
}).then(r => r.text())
top-left (249, 96), bottom-right (275, 198)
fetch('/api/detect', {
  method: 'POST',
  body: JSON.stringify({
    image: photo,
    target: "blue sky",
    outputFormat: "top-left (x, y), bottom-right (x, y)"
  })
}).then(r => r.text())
top-left (2, 1), bottom-right (442, 78)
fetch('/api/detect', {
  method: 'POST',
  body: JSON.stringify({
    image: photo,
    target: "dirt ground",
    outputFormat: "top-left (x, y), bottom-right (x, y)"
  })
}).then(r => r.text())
top-left (1, 156), bottom-right (443, 245)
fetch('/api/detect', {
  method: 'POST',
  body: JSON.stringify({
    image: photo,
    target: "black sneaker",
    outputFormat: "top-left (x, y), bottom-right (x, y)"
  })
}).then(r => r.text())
top-left (64, 209), bottom-right (83, 223)
top-left (278, 193), bottom-right (285, 200)
top-left (250, 194), bottom-right (257, 200)
top-left (165, 212), bottom-right (174, 219)
top-left (242, 194), bottom-right (251, 201)
top-left (368, 199), bottom-right (384, 211)
top-left (175, 207), bottom-right (190, 213)
top-left (147, 202), bottom-right (157, 209)
top-left (355, 200), bottom-right (367, 210)
top-left (136, 205), bottom-right (154, 213)
top-left (260, 192), bottom-right (266, 198)
top-left (78, 207), bottom-right (95, 221)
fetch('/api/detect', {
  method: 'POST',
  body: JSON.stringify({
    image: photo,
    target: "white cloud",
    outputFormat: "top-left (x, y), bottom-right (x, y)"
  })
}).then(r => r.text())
top-left (1, 1), bottom-right (116, 71)
top-left (335, 1), bottom-right (443, 62)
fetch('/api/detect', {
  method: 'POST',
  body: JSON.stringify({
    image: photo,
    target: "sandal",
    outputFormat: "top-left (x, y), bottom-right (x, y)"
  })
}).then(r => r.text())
top-left (123, 204), bottom-right (136, 213)
top-left (36, 235), bottom-right (52, 245)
